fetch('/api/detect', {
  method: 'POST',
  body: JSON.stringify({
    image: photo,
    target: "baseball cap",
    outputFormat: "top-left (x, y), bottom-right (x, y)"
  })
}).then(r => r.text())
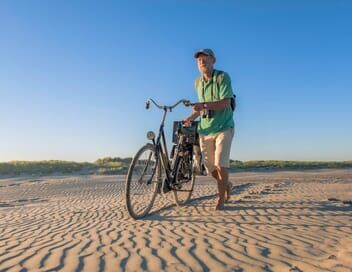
top-left (194, 49), bottom-right (215, 58)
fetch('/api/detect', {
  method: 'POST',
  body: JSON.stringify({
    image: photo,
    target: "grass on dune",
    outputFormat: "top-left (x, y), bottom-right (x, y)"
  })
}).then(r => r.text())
top-left (1, 158), bottom-right (352, 177)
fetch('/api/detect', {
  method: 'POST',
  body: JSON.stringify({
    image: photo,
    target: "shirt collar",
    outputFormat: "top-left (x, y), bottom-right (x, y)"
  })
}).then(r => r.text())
top-left (201, 69), bottom-right (217, 83)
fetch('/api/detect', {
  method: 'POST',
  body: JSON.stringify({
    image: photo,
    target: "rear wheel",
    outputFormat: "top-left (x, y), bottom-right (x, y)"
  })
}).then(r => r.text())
top-left (173, 153), bottom-right (195, 206)
top-left (125, 144), bottom-right (158, 219)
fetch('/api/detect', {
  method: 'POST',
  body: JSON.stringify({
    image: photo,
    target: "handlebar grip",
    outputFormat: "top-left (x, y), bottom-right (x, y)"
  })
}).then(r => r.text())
top-left (145, 101), bottom-right (150, 109)
top-left (183, 100), bottom-right (191, 107)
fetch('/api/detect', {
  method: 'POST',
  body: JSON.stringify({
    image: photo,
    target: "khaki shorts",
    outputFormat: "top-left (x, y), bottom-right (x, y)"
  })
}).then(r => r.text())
top-left (199, 128), bottom-right (234, 174)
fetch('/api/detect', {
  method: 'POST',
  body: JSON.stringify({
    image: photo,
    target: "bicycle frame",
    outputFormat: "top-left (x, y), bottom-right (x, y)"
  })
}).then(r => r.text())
top-left (146, 98), bottom-right (189, 187)
top-left (154, 108), bottom-right (173, 184)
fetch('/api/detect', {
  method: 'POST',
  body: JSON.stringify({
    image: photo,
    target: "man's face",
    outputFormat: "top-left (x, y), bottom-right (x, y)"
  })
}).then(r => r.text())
top-left (197, 54), bottom-right (215, 74)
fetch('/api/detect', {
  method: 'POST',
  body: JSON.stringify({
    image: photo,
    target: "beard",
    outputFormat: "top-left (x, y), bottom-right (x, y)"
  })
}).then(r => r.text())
top-left (199, 65), bottom-right (211, 74)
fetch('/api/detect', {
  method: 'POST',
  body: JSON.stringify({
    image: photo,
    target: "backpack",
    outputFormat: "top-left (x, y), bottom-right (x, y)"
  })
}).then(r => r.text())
top-left (195, 70), bottom-right (236, 111)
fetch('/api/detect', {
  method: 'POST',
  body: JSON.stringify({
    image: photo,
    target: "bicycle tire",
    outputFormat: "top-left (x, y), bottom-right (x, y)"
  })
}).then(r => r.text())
top-left (173, 153), bottom-right (196, 206)
top-left (125, 144), bottom-right (159, 219)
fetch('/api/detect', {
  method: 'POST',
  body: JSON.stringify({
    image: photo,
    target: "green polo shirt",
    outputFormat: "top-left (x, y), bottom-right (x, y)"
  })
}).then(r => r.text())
top-left (195, 69), bottom-right (234, 136)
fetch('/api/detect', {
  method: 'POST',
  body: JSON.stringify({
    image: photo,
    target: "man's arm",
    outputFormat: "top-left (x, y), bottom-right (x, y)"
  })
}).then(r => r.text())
top-left (192, 98), bottom-right (231, 112)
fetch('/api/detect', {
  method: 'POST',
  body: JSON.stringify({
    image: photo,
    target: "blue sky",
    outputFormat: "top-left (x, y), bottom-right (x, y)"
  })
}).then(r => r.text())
top-left (1, 0), bottom-right (351, 162)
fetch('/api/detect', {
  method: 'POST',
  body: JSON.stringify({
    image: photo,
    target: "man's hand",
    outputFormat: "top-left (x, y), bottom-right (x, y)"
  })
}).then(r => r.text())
top-left (182, 118), bottom-right (192, 127)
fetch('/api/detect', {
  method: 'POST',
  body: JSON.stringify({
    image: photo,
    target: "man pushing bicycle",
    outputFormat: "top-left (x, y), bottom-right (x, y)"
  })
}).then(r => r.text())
top-left (183, 49), bottom-right (235, 210)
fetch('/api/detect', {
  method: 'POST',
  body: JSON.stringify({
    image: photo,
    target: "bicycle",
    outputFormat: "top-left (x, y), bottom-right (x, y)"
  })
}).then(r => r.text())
top-left (125, 99), bottom-right (202, 219)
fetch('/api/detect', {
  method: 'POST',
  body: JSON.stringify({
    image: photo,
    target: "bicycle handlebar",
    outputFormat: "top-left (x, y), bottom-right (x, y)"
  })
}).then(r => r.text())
top-left (145, 98), bottom-right (196, 111)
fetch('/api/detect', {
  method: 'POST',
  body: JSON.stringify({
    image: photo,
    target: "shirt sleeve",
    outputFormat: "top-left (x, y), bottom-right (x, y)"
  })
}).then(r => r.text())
top-left (218, 72), bottom-right (233, 100)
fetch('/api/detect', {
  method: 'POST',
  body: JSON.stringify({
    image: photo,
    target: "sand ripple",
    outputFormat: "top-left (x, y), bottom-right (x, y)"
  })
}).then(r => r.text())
top-left (0, 170), bottom-right (352, 271)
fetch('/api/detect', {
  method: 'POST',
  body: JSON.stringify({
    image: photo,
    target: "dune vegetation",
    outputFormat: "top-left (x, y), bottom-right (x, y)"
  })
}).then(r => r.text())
top-left (0, 160), bottom-right (95, 176)
top-left (229, 160), bottom-right (352, 171)
top-left (0, 158), bottom-right (351, 177)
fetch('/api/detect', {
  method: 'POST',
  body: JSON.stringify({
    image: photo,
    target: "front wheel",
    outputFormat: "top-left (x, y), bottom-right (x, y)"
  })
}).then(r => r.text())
top-left (173, 153), bottom-right (196, 206)
top-left (125, 144), bottom-right (158, 219)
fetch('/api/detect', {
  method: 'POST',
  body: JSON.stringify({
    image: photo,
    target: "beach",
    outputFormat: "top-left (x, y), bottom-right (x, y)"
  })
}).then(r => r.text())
top-left (0, 169), bottom-right (351, 272)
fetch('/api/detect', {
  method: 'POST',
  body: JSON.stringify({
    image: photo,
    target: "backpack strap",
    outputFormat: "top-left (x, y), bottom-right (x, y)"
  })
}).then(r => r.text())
top-left (215, 70), bottom-right (236, 111)
top-left (214, 70), bottom-right (224, 99)
top-left (215, 70), bottom-right (224, 86)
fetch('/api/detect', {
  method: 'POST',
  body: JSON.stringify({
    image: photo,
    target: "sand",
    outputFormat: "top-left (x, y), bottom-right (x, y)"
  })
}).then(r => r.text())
top-left (0, 169), bottom-right (351, 272)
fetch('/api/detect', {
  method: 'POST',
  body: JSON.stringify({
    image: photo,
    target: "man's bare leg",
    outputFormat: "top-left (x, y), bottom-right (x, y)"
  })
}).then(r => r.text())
top-left (226, 179), bottom-right (232, 202)
top-left (212, 168), bottom-right (231, 199)
top-left (212, 167), bottom-right (229, 210)
top-left (211, 169), bottom-right (219, 180)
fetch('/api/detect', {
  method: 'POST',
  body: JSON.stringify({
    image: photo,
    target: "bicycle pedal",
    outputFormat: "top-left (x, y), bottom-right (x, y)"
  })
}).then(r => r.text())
top-left (157, 179), bottom-right (172, 194)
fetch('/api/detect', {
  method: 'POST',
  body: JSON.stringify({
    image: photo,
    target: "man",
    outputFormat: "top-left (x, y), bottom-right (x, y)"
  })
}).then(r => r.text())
top-left (183, 49), bottom-right (235, 210)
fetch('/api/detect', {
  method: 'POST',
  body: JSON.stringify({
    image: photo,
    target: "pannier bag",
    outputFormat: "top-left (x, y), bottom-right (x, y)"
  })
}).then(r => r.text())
top-left (172, 121), bottom-right (199, 144)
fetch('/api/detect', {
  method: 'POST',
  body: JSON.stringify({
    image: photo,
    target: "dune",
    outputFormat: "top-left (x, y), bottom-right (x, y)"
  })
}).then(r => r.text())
top-left (0, 170), bottom-right (351, 271)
